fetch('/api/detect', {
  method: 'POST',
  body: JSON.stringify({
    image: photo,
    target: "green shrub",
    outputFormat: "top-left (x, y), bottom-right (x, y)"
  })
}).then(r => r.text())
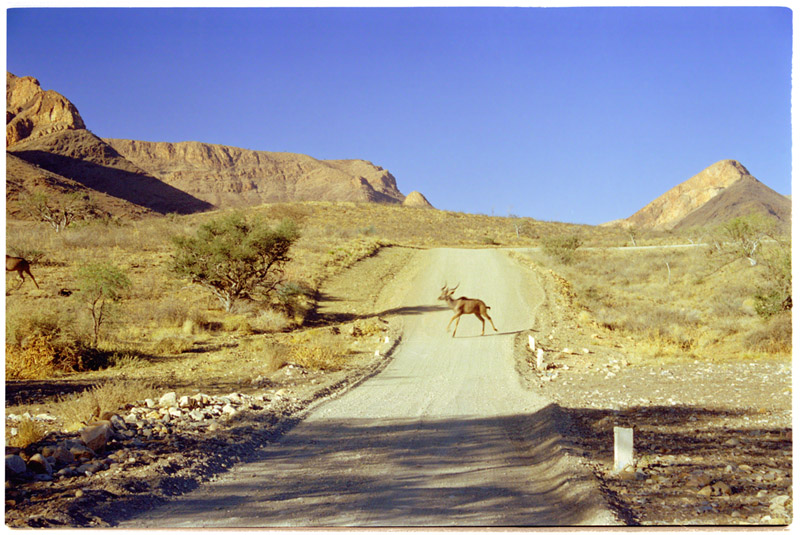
top-left (76, 262), bottom-right (132, 345)
top-left (542, 234), bottom-right (583, 264)
top-left (745, 313), bottom-right (792, 353)
top-left (171, 213), bottom-right (300, 312)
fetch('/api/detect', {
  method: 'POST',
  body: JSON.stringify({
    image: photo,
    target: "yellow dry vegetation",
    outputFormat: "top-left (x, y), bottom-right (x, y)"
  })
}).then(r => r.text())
top-left (5, 201), bottom-right (790, 429)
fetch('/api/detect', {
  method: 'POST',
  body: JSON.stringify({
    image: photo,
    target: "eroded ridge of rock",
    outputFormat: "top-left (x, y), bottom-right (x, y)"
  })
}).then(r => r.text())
top-left (7, 72), bottom-right (86, 146)
top-left (625, 160), bottom-right (749, 230)
top-left (403, 190), bottom-right (435, 208)
top-left (613, 159), bottom-right (790, 230)
top-left (104, 139), bottom-right (408, 209)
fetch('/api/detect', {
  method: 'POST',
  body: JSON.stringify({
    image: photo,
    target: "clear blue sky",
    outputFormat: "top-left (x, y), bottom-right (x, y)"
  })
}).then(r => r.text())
top-left (6, 6), bottom-right (793, 225)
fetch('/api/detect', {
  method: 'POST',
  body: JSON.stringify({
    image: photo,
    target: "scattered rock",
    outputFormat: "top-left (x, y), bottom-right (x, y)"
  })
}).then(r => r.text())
top-left (51, 446), bottom-right (76, 466)
top-left (159, 392), bottom-right (178, 408)
top-left (6, 454), bottom-right (28, 476)
top-left (27, 453), bottom-right (53, 476)
top-left (80, 422), bottom-right (113, 453)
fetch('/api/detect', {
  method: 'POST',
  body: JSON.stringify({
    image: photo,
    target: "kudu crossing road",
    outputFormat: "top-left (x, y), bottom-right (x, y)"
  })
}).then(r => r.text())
top-left (123, 249), bottom-right (616, 527)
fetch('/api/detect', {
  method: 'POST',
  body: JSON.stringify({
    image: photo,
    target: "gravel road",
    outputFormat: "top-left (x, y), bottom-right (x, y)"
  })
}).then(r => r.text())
top-left (120, 248), bottom-right (618, 528)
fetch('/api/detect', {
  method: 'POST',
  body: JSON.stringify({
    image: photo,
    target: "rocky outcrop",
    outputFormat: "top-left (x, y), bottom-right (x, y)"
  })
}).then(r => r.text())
top-left (7, 71), bottom-right (426, 218)
top-left (402, 190), bottom-right (434, 208)
top-left (8, 130), bottom-right (214, 215)
top-left (612, 160), bottom-right (789, 230)
top-left (7, 73), bottom-right (86, 146)
top-left (674, 173), bottom-right (791, 230)
top-left (104, 139), bottom-right (407, 209)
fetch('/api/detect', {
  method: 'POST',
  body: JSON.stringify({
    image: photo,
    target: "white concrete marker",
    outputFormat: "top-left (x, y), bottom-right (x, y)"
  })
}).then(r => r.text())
top-left (613, 426), bottom-right (634, 472)
top-left (528, 335), bottom-right (536, 352)
top-left (536, 348), bottom-right (544, 370)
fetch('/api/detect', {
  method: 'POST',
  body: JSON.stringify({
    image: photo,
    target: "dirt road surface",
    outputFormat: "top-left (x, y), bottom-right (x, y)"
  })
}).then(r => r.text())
top-left (119, 249), bottom-right (618, 528)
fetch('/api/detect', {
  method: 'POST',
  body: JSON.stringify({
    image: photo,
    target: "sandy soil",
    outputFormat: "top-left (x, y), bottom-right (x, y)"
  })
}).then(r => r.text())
top-left (510, 252), bottom-right (792, 526)
top-left (6, 246), bottom-right (791, 527)
top-left (117, 248), bottom-right (617, 528)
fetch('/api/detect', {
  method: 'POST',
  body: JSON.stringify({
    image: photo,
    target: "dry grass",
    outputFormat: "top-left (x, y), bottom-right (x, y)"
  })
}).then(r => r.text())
top-left (52, 379), bottom-right (157, 431)
top-left (51, 380), bottom-right (159, 432)
top-left (287, 327), bottom-right (353, 371)
top-left (7, 418), bottom-right (48, 448)
top-left (5, 201), bottom-right (789, 414)
top-left (523, 242), bottom-right (791, 362)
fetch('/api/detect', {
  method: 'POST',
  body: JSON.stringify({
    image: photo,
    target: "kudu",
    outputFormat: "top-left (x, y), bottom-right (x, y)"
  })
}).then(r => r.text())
top-left (6, 255), bottom-right (39, 289)
top-left (438, 283), bottom-right (498, 337)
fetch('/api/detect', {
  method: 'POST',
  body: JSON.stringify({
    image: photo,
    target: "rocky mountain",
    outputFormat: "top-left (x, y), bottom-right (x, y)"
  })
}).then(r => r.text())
top-left (6, 72), bottom-right (85, 146)
top-left (8, 129), bottom-right (214, 215)
top-left (7, 72), bottom-right (422, 219)
top-left (7, 72), bottom-right (212, 217)
top-left (402, 190), bottom-right (434, 208)
top-left (103, 139), bottom-right (407, 209)
top-left (674, 172), bottom-right (792, 231)
top-left (608, 160), bottom-right (790, 230)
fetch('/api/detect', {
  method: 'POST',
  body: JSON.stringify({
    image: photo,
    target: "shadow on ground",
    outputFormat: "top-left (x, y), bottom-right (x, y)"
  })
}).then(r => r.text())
top-left (559, 404), bottom-right (793, 525)
top-left (116, 404), bottom-right (616, 527)
top-left (310, 296), bottom-right (449, 325)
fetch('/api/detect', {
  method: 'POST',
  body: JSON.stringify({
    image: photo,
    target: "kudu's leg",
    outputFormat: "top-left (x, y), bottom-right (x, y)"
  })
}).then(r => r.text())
top-left (483, 311), bottom-right (498, 333)
top-left (449, 314), bottom-right (461, 337)
top-left (446, 314), bottom-right (457, 332)
top-left (473, 311), bottom-right (486, 335)
top-left (25, 268), bottom-right (39, 289)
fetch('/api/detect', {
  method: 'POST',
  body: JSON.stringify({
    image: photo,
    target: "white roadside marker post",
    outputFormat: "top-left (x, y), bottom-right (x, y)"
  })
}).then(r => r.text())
top-left (613, 426), bottom-right (634, 472)
top-left (536, 348), bottom-right (544, 370)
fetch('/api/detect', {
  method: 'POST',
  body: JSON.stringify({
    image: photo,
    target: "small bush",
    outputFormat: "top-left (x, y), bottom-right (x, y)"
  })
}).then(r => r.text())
top-left (52, 380), bottom-right (157, 431)
top-left (76, 262), bottom-right (132, 345)
top-left (753, 289), bottom-right (790, 319)
top-left (250, 308), bottom-right (293, 333)
top-left (8, 418), bottom-right (47, 448)
top-left (147, 300), bottom-right (193, 328)
top-left (5, 335), bottom-right (83, 379)
top-left (276, 281), bottom-right (315, 323)
top-left (152, 333), bottom-right (195, 355)
top-left (745, 313), bottom-right (792, 353)
top-left (239, 337), bottom-right (289, 373)
top-left (542, 234), bottom-right (583, 264)
top-left (289, 344), bottom-right (347, 371)
top-left (221, 314), bottom-right (254, 334)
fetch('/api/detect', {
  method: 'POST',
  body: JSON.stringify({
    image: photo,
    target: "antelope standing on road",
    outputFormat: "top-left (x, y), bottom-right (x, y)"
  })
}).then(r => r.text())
top-left (438, 283), bottom-right (498, 337)
top-left (6, 255), bottom-right (39, 289)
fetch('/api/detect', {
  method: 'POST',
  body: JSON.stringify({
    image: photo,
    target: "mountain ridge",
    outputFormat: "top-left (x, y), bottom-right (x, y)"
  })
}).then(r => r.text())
top-left (6, 72), bottom-right (425, 218)
top-left (103, 138), bottom-right (409, 209)
top-left (606, 159), bottom-right (790, 230)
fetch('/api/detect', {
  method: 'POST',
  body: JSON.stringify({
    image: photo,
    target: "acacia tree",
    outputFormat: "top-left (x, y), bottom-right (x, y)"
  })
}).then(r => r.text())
top-left (21, 192), bottom-right (96, 233)
top-left (171, 213), bottom-right (300, 312)
top-left (707, 213), bottom-right (791, 316)
top-left (76, 263), bottom-right (131, 346)
top-left (709, 213), bottom-right (776, 267)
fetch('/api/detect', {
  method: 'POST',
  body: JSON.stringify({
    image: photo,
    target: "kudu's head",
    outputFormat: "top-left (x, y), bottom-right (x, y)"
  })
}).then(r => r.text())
top-left (438, 282), bottom-right (459, 302)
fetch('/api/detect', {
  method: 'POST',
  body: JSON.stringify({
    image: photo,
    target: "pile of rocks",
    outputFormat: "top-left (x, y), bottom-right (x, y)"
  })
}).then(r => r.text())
top-left (6, 388), bottom-right (294, 485)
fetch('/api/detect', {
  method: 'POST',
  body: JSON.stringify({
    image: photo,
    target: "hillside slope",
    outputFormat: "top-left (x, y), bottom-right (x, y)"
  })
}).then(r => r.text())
top-left (5, 152), bottom-right (155, 219)
top-left (6, 72), bottom-right (85, 146)
top-left (104, 139), bottom-right (407, 209)
top-left (7, 71), bottom-right (420, 219)
top-left (8, 130), bottom-right (214, 215)
top-left (675, 174), bottom-right (791, 230)
top-left (612, 160), bottom-right (790, 230)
